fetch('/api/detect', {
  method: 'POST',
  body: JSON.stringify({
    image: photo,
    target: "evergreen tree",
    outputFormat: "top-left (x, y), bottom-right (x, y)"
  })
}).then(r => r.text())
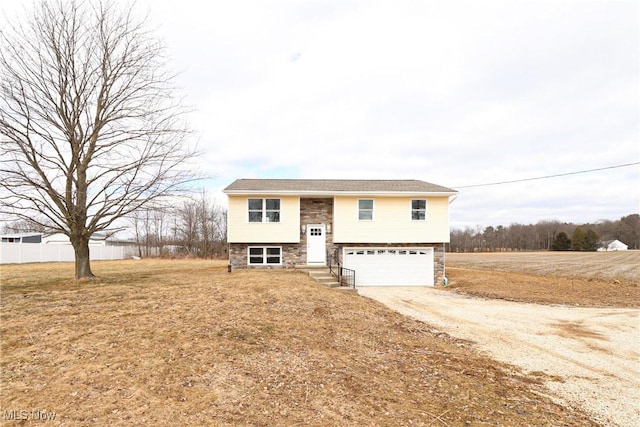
top-left (571, 227), bottom-right (586, 251)
top-left (583, 229), bottom-right (600, 251)
top-left (552, 232), bottom-right (572, 251)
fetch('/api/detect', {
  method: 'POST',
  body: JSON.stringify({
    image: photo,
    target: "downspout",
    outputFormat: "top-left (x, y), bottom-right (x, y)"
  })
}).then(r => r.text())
top-left (442, 243), bottom-right (449, 286)
top-left (443, 193), bottom-right (458, 286)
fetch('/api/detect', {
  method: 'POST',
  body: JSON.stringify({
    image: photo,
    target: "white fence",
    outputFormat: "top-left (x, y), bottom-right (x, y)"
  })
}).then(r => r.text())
top-left (0, 243), bottom-right (136, 264)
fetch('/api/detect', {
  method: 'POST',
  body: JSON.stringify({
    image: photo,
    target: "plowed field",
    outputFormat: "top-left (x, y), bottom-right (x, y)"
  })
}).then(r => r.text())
top-left (445, 251), bottom-right (639, 308)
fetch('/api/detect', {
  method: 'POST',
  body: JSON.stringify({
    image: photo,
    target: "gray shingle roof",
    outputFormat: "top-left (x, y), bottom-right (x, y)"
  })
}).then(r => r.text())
top-left (223, 179), bottom-right (457, 194)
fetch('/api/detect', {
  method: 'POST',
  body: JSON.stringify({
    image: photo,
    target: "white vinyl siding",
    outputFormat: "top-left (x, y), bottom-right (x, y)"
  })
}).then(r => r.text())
top-left (333, 196), bottom-right (451, 243)
top-left (227, 196), bottom-right (299, 243)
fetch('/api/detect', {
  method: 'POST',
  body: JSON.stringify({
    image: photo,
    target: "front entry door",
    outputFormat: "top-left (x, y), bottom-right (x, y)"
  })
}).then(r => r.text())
top-left (307, 224), bottom-right (326, 264)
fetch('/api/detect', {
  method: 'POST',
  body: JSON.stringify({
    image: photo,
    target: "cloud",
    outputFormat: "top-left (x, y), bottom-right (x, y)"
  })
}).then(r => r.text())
top-left (5, 0), bottom-right (636, 229)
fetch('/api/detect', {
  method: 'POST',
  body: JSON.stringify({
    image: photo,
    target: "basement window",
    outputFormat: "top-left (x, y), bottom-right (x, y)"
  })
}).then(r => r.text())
top-left (248, 247), bottom-right (282, 265)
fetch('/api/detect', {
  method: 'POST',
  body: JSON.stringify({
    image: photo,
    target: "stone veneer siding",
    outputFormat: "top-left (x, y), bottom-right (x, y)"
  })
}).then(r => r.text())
top-left (230, 241), bottom-right (446, 286)
top-left (300, 198), bottom-right (338, 262)
top-left (228, 243), bottom-right (303, 268)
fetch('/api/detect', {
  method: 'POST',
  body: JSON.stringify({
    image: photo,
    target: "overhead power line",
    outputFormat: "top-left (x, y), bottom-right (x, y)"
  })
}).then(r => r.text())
top-left (454, 162), bottom-right (640, 189)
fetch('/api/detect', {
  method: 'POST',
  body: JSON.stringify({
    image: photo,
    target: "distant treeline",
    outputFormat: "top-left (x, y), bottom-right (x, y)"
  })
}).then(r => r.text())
top-left (449, 214), bottom-right (639, 252)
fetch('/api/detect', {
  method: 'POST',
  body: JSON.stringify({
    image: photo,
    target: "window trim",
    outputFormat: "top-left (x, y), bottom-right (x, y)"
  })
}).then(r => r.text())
top-left (358, 198), bottom-right (374, 221)
top-left (411, 199), bottom-right (427, 221)
top-left (247, 198), bottom-right (281, 223)
top-left (247, 246), bottom-right (282, 265)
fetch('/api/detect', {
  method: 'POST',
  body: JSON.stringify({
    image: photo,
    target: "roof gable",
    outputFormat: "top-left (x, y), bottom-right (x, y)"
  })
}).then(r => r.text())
top-left (223, 179), bottom-right (457, 195)
top-left (602, 239), bottom-right (627, 246)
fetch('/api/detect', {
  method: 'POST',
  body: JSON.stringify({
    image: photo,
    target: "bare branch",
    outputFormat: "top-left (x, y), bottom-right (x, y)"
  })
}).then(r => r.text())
top-left (0, 0), bottom-right (201, 278)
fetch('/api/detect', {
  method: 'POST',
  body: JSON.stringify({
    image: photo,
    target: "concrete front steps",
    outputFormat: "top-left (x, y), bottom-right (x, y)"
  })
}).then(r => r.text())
top-left (297, 266), bottom-right (357, 292)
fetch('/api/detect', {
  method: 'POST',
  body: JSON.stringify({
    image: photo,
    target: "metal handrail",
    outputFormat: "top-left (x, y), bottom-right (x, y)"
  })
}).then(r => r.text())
top-left (339, 266), bottom-right (356, 288)
top-left (327, 249), bottom-right (356, 288)
top-left (328, 249), bottom-right (338, 277)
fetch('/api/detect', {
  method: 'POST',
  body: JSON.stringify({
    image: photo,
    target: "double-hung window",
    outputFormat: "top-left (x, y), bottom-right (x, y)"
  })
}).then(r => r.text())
top-left (411, 199), bottom-right (427, 221)
top-left (248, 247), bottom-right (282, 265)
top-left (358, 199), bottom-right (374, 220)
top-left (248, 198), bottom-right (280, 223)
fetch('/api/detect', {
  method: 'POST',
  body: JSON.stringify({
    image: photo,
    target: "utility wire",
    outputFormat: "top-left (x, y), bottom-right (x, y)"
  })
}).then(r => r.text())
top-left (455, 162), bottom-right (640, 189)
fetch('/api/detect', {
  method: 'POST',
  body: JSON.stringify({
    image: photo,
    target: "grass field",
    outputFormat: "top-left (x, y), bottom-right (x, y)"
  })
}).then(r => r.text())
top-left (0, 259), bottom-right (599, 426)
top-left (446, 251), bottom-right (640, 308)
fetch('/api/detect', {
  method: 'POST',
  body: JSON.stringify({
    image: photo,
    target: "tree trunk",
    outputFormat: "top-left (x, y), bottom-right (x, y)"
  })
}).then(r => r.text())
top-left (72, 237), bottom-right (95, 279)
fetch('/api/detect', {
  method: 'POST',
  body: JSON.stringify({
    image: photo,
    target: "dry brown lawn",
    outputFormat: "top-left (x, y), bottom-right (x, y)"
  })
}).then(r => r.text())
top-left (446, 251), bottom-right (640, 308)
top-left (0, 259), bottom-right (598, 426)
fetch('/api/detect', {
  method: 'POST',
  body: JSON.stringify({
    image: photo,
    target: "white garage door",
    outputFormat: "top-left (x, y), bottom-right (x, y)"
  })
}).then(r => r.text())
top-left (343, 248), bottom-right (434, 286)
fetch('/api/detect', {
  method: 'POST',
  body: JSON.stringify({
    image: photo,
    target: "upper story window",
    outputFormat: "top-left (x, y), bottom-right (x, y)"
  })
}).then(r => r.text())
top-left (411, 199), bottom-right (427, 221)
top-left (358, 199), bottom-right (374, 220)
top-left (248, 198), bottom-right (280, 223)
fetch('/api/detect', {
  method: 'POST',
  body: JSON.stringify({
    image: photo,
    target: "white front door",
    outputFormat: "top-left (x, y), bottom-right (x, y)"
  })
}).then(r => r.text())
top-left (306, 224), bottom-right (326, 264)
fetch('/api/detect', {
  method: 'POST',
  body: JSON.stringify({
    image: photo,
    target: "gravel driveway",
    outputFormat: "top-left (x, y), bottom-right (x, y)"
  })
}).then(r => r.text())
top-left (358, 287), bottom-right (640, 427)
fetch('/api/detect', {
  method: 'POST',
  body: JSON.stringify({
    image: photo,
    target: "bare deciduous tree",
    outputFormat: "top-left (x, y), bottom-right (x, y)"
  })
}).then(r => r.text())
top-left (129, 191), bottom-right (228, 259)
top-left (2, 219), bottom-right (48, 234)
top-left (0, 0), bottom-right (200, 278)
top-left (449, 214), bottom-right (639, 252)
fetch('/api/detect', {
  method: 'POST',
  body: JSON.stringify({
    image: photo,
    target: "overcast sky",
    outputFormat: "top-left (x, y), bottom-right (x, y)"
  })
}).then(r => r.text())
top-left (5, 0), bottom-right (640, 229)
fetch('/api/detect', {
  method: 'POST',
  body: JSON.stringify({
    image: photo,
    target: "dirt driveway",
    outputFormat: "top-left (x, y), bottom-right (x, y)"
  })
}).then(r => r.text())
top-left (358, 287), bottom-right (640, 427)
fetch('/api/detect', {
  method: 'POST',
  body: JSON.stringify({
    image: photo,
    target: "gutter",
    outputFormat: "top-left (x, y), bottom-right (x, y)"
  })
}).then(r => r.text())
top-left (223, 190), bottom-right (459, 197)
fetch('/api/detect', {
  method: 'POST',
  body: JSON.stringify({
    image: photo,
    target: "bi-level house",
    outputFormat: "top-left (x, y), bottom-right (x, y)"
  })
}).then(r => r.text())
top-left (223, 179), bottom-right (457, 286)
